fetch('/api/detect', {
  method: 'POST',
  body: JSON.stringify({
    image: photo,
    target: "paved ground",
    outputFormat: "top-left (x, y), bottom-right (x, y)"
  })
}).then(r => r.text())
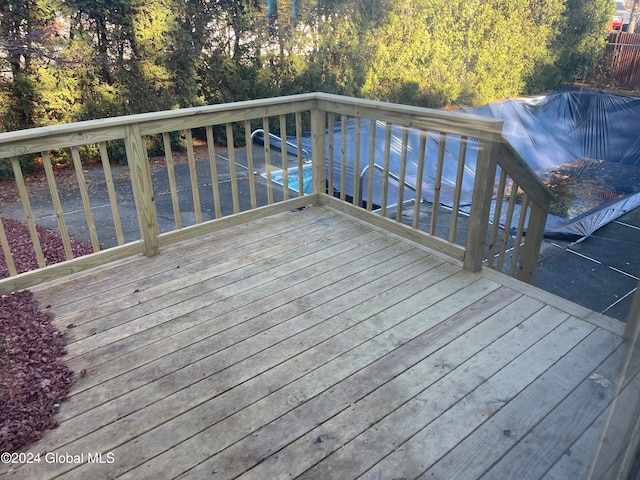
top-left (535, 207), bottom-right (640, 322)
top-left (0, 145), bottom-right (296, 248)
top-left (1, 145), bottom-right (637, 322)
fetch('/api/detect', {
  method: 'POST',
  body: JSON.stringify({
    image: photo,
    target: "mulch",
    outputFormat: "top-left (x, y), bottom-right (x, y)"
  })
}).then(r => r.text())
top-left (0, 291), bottom-right (74, 453)
top-left (0, 216), bottom-right (93, 454)
top-left (0, 217), bottom-right (95, 279)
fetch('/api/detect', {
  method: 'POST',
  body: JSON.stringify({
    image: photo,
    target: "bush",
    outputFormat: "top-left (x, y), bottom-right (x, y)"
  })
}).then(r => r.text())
top-left (0, 155), bottom-right (38, 180)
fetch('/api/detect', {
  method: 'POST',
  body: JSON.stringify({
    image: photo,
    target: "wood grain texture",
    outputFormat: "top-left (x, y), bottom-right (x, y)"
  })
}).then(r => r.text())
top-left (42, 150), bottom-right (74, 258)
top-left (0, 93), bottom-right (550, 288)
top-left (11, 156), bottom-right (46, 267)
top-left (70, 146), bottom-right (100, 252)
top-left (2, 205), bottom-right (629, 480)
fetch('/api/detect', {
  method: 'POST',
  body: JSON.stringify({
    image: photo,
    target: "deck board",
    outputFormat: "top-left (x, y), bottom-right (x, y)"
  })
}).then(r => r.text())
top-left (62, 232), bottom-right (420, 399)
top-left (418, 326), bottom-right (623, 480)
top-left (33, 208), bottom-right (342, 311)
top-left (3, 205), bottom-right (633, 480)
top-left (478, 338), bottom-right (634, 480)
top-left (355, 315), bottom-right (602, 480)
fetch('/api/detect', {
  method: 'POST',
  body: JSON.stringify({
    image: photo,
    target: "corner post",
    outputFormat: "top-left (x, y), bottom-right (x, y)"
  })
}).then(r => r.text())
top-left (310, 107), bottom-right (326, 196)
top-left (125, 124), bottom-right (160, 256)
top-left (463, 130), bottom-right (501, 273)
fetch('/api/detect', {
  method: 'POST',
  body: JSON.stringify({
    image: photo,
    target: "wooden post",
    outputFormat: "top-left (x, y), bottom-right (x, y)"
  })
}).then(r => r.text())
top-left (463, 132), bottom-right (500, 273)
top-left (125, 124), bottom-right (159, 257)
top-left (310, 109), bottom-right (326, 195)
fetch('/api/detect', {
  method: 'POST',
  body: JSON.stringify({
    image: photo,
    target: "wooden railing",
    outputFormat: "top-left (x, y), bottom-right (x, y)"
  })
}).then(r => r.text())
top-left (0, 93), bottom-right (552, 294)
top-left (312, 94), bottom-right (553, 283)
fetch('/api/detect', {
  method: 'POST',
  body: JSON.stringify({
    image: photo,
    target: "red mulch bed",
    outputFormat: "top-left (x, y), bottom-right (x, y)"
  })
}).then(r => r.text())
top-left (0, 145), bottom-right (213, 453)
top-left (0, 217), bottom-right (95, 279)
top-left (0, 218), bottom-right (94, 453)
top-left (0, 290), bottom-right (74, 453)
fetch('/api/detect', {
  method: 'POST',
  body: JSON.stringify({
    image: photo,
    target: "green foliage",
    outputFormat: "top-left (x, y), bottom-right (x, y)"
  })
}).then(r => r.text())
top-left (107, 140), bottom-right (128, 166)
top-left (549, 0), bottom-right (614, 85)
top-left (103, 133), bottom-right (185, 166)
top-left (0, 155), bottom-right (37, 180)
top-left (0, 0), bottom-right (621, 142)
top-left (360, 0), bottom-right (573, 108)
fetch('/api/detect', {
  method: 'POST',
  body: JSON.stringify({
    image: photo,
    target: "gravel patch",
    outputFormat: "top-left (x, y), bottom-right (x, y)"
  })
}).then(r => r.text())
top-left (1, 216), bottom-right (95, 279)
top-left (0, 217), bottom-right (90, 453)
top-left (0, 291), bottom-right (74, 453)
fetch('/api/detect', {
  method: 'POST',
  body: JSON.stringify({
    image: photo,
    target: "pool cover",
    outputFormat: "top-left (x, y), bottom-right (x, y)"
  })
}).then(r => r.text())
top-left (262, 87), bottom-right (640, 238)
top-left (464, 86), bottom-right (640, 238)
top-left (300, 87), bottom-right (640, 239)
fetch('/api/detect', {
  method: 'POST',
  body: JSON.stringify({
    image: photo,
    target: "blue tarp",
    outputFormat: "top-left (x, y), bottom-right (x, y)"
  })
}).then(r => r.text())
top-left (463, 86), bottom-right (640, 237)
top-left (265, 87), bottom-right (640, 238)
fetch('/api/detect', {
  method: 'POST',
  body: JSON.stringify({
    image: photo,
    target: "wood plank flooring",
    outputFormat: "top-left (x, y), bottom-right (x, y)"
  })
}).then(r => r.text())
top-left (1, 205), bottom-right (635, 480)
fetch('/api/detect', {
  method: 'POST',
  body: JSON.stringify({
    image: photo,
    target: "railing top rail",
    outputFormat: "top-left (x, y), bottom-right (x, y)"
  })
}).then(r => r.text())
top-left (497, 140), bottom-right (554, 207)
top-left (0, 93), bottom-right (319, 158)
top-left (0, 92), bottom-right (506, 158)
top-left (314, 92), bottom-right (505, 139)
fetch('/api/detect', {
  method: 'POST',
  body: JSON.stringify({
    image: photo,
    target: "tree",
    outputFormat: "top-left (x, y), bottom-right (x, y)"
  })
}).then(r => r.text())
top-left (546, 0), bottom-right (614, 86)
top-left (0, 0), bottom-right (60, 130)
top-left (628, 0), bottom-right (640, 33)
top-left (0, 0), bottom-right (625, 134)
top-left (360, 0), bottom-right (567, 108)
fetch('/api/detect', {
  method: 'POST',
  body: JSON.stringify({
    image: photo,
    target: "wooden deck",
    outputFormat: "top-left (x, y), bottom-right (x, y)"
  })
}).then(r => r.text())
top-left (2, 205), bottom-right (637, 480)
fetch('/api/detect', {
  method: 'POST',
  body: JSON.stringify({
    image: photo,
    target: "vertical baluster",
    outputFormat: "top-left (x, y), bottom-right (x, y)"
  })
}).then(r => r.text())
top-left (70, 147), bottom-right (100, 252)
top-left (10, 156), bottom-right (42, 268)
top-left (244, 120), bottom-right (257, 208)
top-left (396, 126), bottom-right (409, 222)
top-left (206, 126), bottom-right (222, 218)
top-left (41, 151), bottom-right (73, 258)
top-left (162, 133), bottom-right (182, 229)
top-left (263, 117), bottom-right (273, 204)
top-left (510, 194), bottom-right (529, 277)
top-left (497, 178), bottom-right (518, 272)
top-left (412, 130), bottom-right (427, 229)
top-left (185, 129), bottom-right (202, 224)
top-left (226, 123), bottom-right (240, 214)
top-left (339, 115), bottom-right (347, 201)
top-left (352, 117), bottom-right (361, 206)
top-left (279, 114), bottom-right (289, 200)
top-left (519, 200), bottom-right (549, 283)
top-left (327, 112), bottom-right (335, 196)
top-left (311, 109), bottom-right (326, 195)
top-left (0, 217), bottom-right (17, 276)
top-left (295, 112), bottom-right (304, 196)
top-left (430, 132), bottom-right (446, 235)
top-left (380, 122), bottom-right (392, 217)
top-left (99, 142), bottom-right (125, 245)
top-left (487, 168), bottom-right (508, 268)
top-left (449, 135), bottom-right (468, 243)
top-left (366, 119), bottom-right (377, 211)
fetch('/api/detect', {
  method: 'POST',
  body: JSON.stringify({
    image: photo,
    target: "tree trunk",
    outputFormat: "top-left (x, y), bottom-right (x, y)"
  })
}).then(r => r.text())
top-left (629, 0), bottom-right (640, 33)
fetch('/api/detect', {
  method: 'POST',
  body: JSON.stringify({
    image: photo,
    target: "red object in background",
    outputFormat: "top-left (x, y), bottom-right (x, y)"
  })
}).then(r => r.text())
top-left (612, 15), bottom-right (624, 30)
